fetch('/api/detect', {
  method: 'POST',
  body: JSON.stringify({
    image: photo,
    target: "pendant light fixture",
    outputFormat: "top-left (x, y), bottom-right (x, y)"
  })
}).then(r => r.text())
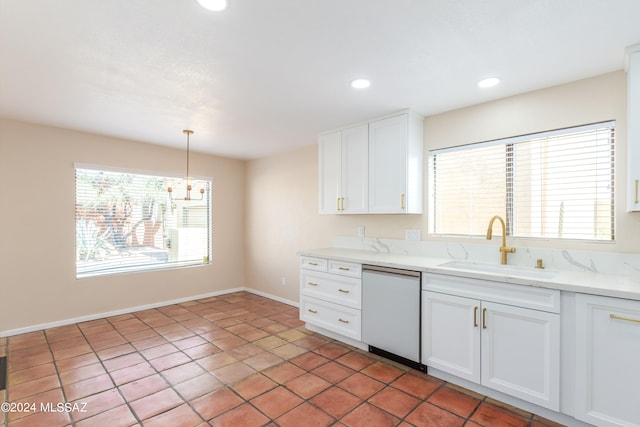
top-left (168, 130), bottom-right (205, 201)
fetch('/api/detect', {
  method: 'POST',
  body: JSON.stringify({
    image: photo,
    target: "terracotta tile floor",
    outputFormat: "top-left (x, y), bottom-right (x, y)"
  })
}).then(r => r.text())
top-left (0, 291), bottom-right (566, 426)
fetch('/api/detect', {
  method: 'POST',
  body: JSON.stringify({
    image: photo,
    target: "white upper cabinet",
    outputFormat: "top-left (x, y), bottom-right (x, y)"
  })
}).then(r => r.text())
top-left (318, 124), bottom-right (368, 214)
top-left (319, 131), bottom-right (342, 214)
top-left (318, 110), bottom-right (424, 215)
top-left (627, 44), bottom-right (640, 212)
top-left (368, 111), bottom-right (424, 214)
top-left (341, 125), bottom-right (369, 213)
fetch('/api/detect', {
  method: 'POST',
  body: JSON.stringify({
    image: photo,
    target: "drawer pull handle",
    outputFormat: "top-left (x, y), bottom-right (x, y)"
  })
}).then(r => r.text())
top-left (307, 282), bottom-right (318, 286)
top-left (308, 262), bottom-right (318, 266)
top-left (473, 306), bottom-right (478, 327)
top-left (610, 314), bottom-right (640, 323)
top-left (338, 267), bottom-right (350, 271)
top-left (338, 288), bottom-right (349, 293)
top-left (307, 309), bottom-right (318, 314)
top-left (338, 318), bottom-right (349, 324)
top-left (482, 308), bottom-right (487, 329)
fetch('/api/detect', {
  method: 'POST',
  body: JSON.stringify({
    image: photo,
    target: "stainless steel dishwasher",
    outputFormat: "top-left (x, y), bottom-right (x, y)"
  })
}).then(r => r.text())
top-left (361, 265), bottom-right (422, 370)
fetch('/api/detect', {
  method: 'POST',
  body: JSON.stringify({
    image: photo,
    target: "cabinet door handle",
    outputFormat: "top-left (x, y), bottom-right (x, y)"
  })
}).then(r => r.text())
top-left (341, 197), bottom-right (345, 211)
top-left (338, 288), bottom-right (349, 293)
top-left (473, 306), bottom-right (479, 327)
top-left (338, 318), bottom-right (349, 324)
top-left (482, 308), bottom-right (487, 329)
top-left (401, 193), bottom-right (406, 210)
top-left (636, 179), bottom-right (639, 204)
top-left (610, 313), bottom-right (640, 323)
top-left (307, 282), bottom-right (318, 286)
top-left (307, 309), bottom-right (317, 314)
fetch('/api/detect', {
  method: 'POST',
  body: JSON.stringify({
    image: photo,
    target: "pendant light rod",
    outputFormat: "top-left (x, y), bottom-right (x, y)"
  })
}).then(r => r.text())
top-left (184, 129), bottom-right (193, 182)
top-left (168, 129), bottom-right (204, 201)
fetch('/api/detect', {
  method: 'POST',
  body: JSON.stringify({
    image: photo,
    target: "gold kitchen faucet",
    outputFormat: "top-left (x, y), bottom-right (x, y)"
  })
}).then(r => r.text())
top-left (486, 215), bottom-right (516, 265)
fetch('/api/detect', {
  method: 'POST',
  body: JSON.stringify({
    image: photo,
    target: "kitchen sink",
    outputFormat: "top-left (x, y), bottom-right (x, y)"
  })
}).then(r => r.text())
top-left (437, 260), bottom-right (556, 279)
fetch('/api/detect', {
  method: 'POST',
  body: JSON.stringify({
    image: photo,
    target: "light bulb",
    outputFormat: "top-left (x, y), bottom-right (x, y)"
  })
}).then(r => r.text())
top-left (478, 77), bottom-right (501, 88)
top-left (197, 0), bottom-right (227, 12)
top-left (350, 78), bottom-right (371, 89)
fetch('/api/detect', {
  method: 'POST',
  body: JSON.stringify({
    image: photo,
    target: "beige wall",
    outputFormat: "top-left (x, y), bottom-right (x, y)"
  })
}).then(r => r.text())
top-left (0, 119), bottom-right (246, 332)
top-left (244, 145), bottom-right (422, 303)
top-left (424, 70), bottom-right (640, 252)
top-left (244, 71), bottom-right (640, 303)
top-left (4, 70), bottom-right (640, 332)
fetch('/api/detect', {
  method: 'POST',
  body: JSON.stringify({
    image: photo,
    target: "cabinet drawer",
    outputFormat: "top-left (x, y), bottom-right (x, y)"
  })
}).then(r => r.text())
top-left (300, 257), bottom-right (328, 272)
top-left (300, 296), bottom-right (361, 340)
top-left (328, 260), bottom-right (362, 277)
top-left (423, 273), bottom-right (560, 313)
top-left (300, 270), bottom-right (361, 309)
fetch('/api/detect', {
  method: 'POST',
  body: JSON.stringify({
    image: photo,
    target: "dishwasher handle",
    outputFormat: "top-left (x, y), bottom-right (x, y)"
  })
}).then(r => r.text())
top-left (362, 264), bottom-right (421, 278)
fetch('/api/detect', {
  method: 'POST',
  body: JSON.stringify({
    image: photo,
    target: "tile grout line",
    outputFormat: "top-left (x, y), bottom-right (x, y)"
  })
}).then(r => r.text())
top-left (71, 319), bottom-right (142, 427)
top-left (109, 306), bottom-right (210, 425)
top-left (108, 297), bottom-right (295, 424)
top-left (3, 292), bottom-right (564, 427)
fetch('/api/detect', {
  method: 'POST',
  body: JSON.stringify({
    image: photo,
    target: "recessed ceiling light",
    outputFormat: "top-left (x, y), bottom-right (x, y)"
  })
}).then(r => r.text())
top-left (351, 79), bottom-right (371, 89)
top-left (197, 0), bottom-right (227, 11)
top-left (478, 77), bottom-right (501, 88)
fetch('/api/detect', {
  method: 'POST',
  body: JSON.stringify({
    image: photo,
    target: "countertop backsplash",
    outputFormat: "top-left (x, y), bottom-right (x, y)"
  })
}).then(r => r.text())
top-left (331, 236), bottom-right (640, 281)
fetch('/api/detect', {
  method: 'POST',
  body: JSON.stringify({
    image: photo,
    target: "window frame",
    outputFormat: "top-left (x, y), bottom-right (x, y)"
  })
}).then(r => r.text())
top-left (427, 121), bottom-right (616, 242)
top-left (74, 163), bottom-right (212, 279)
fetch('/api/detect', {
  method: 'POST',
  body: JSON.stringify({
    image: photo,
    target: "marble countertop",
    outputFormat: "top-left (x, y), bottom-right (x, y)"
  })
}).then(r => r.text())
top-left (298, 247), bottom-right (640, 301)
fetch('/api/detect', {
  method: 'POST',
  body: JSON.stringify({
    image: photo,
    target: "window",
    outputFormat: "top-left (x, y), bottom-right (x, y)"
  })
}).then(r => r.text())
top-left (428, 122), bottom-right (615, 241)
top-left (75, 165), bottom-right (211, 278)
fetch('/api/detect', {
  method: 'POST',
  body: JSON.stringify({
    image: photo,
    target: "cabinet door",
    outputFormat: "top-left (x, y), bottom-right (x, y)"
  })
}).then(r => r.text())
top-left (369, 114), bottom-right (408, 213)
top-left (575, 294), bottom-right (640, 427)
top-left (627, 47), bottom-right (640, 211)
top-left (422, 291), bottom-right (480, 383)
top-left (341, 124), bottom-right (368, 213)
top-left (318, 131), bottom-right (342, 214)
top-left (481, 302), bottom-right (559, 411)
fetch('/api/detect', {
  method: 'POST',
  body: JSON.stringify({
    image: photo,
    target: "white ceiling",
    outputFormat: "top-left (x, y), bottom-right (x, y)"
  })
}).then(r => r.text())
top-left (1, 0), bottom-right (640, 159)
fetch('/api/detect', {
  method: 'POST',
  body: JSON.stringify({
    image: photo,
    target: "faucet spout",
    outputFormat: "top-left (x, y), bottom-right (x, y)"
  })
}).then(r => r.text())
top-left (486, 215), bottom-right (516, 265)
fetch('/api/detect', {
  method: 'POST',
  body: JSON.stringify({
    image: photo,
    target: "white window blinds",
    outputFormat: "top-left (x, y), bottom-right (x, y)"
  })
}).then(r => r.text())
top-left (75, 166), bottom-right (211, 278)
top-left (428, 122), bottom-right (615, 241)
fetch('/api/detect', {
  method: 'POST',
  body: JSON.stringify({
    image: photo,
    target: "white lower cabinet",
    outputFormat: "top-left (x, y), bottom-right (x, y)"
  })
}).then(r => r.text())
top-left (300, 296), bottom-right (361, 340)
top-left (481, 300), bottom-right (559, 410)
top-left (422, 292), bottom-right (480, 382)
top-left (574, 293), bottom-right (640, 427)
top-left (299, 256), bottom-right (362, 341)
top-left (300, 269), bottom-right (361, 309)
top-left (422, 273), bottom-right (560, 411)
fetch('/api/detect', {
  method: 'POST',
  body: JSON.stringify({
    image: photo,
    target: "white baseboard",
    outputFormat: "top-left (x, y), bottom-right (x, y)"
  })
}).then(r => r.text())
top-left (245, 288), bottom-right (299, 308)
top-left (0, 287), bottom-right (298, 338)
